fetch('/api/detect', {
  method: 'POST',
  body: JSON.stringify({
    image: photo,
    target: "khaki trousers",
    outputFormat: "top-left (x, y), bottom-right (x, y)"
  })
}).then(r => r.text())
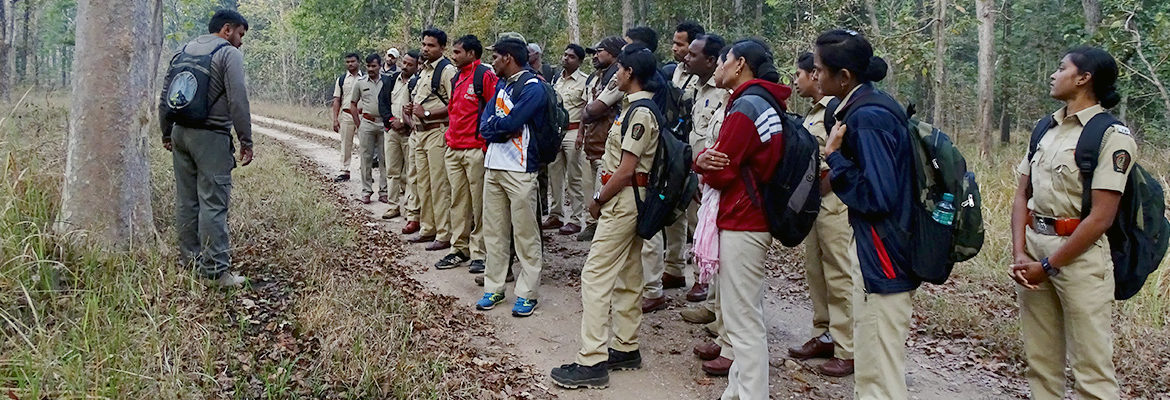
top-left (412, 126), bottom-right (451, 240)
top-left (482, 169), bottom-right (543, 299)
top-left (717, 230), bottom-right (772, 400)
top-left (854, 290), bottom-right (914, 400)
top-left (385, 129), bottom-right (411, 212)
top-left (357, 121), bottom-right (387, 195)
top-left (1019, 228), bottom-right (1118, 400)
top-left (584, 159), bottom-right (602, 225)
top-left (803, 193), bottom-right (859, 358)
top-left (445, 148), bottom-right (486, 260)
top-left (577, 188), bottom-right (644, 366)
top-left (708, 272), bottom-right (733, 359)
top-left (548, 129), bottom-right (587, 225)
top-left (643, 216), bottom-right (690, 299)
top-left (338, 111), bottom-right (357, 172)
top-left (404, 132), bottom-right (420, 221)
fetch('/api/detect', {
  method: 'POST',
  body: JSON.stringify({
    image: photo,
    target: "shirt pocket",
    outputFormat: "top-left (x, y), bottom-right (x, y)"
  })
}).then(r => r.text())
top-left (1050, 147), bottom-right (1082, 209)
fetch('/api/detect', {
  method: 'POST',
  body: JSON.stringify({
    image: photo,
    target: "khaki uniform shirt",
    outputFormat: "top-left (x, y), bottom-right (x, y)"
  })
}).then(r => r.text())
top-left (1016, 104), bottom-right (1138, 219)
top-left (349, 75), bottom-right (384, 121)
top-left (391, 73), bottom-right (412, 122)
top-left (603, 91), bottom-right (659, 174)
top-left (333, 70), bottom-right (365, 112)
top-left (672, 63), bottom-right (701, 104)
top-left (554, 68), bottom-right (590, 125)
top-left (596, 69), bottom-right (625, 107)
top-left (805, 96), bottom-right (838, 172)
top-left (690, 76), bottom-right (729, 154)
top-left (411, 57), bottom-right (458, 125)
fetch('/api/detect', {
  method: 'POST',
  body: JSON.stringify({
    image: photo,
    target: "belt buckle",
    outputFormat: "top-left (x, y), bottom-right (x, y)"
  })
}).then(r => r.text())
top-left (1033, 217), bottom-right (1055, 235)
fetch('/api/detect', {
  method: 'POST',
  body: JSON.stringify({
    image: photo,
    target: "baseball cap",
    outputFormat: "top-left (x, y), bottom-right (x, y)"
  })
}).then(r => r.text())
top-left (587, 36), bottom-right (625, 57)
top-left (386, 48), bottom-right (400, 58)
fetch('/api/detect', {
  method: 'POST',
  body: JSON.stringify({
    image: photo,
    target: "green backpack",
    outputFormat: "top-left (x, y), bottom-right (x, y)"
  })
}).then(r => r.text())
top-left (841, 92), bottom-right (986, 285)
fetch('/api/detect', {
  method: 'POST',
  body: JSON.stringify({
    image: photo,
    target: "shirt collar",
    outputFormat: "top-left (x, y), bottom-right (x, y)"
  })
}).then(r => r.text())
top-left (627, 91), bottom-right (654, 102)
top-left (425, 57), bottom-right (444, 70)
top-left (459, 60), bottom-right (480, 74)
top-left (561, 68), bottom-right (585, 81)
top-left (1054, 104), bottom-right (1105, 126)
top-left (507, 70), bottom-right (527, 83)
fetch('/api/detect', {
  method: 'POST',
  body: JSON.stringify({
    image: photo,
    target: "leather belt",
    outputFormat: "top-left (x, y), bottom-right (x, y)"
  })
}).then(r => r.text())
top-left (601, 172), bottom-right (649, 187)
top-left (1028, 212), bottom-right (1080, 236)
top-left (418, 121), bottom-right (445, 131)
top-left (361, 113), bottom-right (382, 123)
top-left (566, 122), bottom-right (581, 131)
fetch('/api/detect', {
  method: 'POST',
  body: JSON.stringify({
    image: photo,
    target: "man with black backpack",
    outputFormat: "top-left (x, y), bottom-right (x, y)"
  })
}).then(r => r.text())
top-left (408, 28), bottom-right (458, 251)
top-left (159, 9), bottom-right (253, 288)
top-left (435, 35), bottom-right (498, 272)
top-left (474, 38), bottom-right (549, 317)
top-left (331, 53), bottom-right (365, 182)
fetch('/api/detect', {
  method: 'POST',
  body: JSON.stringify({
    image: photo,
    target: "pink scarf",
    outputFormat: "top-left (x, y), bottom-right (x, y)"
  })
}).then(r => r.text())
top-left (694, 184), bottom-right (721, 284)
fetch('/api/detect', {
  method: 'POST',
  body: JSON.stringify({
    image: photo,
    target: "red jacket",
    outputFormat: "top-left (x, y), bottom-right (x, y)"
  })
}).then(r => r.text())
top-left (695, 79), bottom-right (792, 232)
top-left (446, 60), bottom-right (498, 150)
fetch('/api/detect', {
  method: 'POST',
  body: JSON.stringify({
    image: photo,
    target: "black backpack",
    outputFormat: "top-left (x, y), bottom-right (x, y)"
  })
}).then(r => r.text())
top-left (651, 70), bottom-right (691, 144)
top-left (510, 71), bottom-right (569, 165)
top-left (839, 89), bottom-right (985, 285)
top-left (621, 98), bottom-right (700, 240)
top-left (822, 97), bottom-right (843, 132)
top-left (737, 85), bottom-right (822, 247)
top-left (1028, 113), bottom-right (1169, 300)
top-left (162, 42), bottom-right (231, 128)
top-left (377, 72), bottom-right (400, 126)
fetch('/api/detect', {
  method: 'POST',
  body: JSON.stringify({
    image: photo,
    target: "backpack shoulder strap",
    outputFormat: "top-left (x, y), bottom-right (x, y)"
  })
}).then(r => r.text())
top-left (431, 58), bottom-right (451, 104)
top-left (1028, 115), bottom-right (1057, 161)
top-left (408, 74), bottom-right (419, 94)
top-left (824, 97), bottom-right (842, 130)
top-left (1074, 112), bottom-right (1123, 217)
top-left (473, 64), bottom-right (489, 104)
top-left (620, 99), bottom-right (660, 139)
top-left (510, 71), bottom-right (537, 104)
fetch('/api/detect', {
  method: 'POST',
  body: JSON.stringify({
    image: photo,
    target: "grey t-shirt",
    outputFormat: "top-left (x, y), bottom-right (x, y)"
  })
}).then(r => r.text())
top-left (159, 34), bottom-right (252, 148)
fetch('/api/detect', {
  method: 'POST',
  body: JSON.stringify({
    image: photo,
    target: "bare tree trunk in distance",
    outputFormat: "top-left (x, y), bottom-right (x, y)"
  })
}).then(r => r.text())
top-left (0, 0), bottom-right (9, 101)
top-left (931, 0), bottom-right (947, 131)
top-left (998, 0), bottom-right (1013, 145)
top-left (567, 0), bottom-right (580, 44)
top-left (452, 0), bottom-right (459, 25)
top-left (865, 0), bottom-right (881, 35)
top-left (1082, 0), bottom-right (1100, 36)
top-left (976, 0), bottom-right (995, 155)
top-left (57, 0), bottom-right (162, 248)
top-left (621, 0), bottom-right (632, 33)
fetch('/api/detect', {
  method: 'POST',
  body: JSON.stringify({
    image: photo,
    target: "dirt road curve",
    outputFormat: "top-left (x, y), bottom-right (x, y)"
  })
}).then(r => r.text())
top-left (253, 115), bottom-right (1016, 399)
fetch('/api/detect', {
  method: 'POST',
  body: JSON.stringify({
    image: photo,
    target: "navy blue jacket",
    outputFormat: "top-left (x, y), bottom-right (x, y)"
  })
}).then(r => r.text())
top-left (826, 84), bottom-right (920, 294)
top-left (479, 71), bottom-right (548, 173)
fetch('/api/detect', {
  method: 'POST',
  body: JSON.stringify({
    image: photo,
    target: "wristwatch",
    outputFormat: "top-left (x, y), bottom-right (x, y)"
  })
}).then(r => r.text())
top-left (593, 191), bottom-right (603, 203)
top-left (424, 110), bottom-right (431, 118)
top-left (1040, 257), bottom-right (1060, 277)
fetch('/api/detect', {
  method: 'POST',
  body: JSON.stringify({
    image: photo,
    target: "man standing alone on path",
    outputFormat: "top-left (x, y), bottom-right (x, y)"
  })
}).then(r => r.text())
top-left (436, 35), bottom-right (498, 272)
top-left (159, 9), bottom-right (253, 288)
top-left (545, 43), bottom-right (590, 235)
top-left (331, 53), bottom-right (365, 182)
top-left (350, 54), bottom-right (390, 204)
top-left (409, 28), bottom-right (458, 251)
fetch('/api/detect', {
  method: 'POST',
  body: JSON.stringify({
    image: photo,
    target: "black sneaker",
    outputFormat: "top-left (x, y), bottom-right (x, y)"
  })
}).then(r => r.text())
top-left (434, 252), bottom-right (470, 269)
top-left (550, 362), bottom-right (609, 389)
top-left (468, 259), bottom-right (485, 274)
top-left (606, 348), bottom-right (642, 371)
top-left (333, 173), bottom-right (350, 182)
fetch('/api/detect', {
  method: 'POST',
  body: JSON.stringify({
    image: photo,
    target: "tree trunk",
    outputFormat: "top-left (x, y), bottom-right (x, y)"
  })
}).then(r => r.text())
top-left (57, 0), bottom-right (162, 248)
top-left (17, 0), bottom-right (26, 81)
top-left (976, 0), bottom-right (995, 155)
top-left (754, 0), bottom-right (763, 31)
top-left (998, 0), bottom-right (1012, 144)
top-left (734, 0), bottom-right (743, 19)
top-left (567, 0), bottom-right (580, 44)
top-left (1082, 0), bottom-right (1100, 36)
top-left (621, 0), bottom-right (632, 33)
top-left (865, 0), bottom-right (881, 35)
top-left (400, 0), bottom-right (411, 45)
top-left (452, 0), bottom-right (459, 25)
top-left (913, 0), bottom-right (928, 110)
top-left (0, 0), bottom-right (9, 101)
top-left (931, 0), bottom-right (947, 130)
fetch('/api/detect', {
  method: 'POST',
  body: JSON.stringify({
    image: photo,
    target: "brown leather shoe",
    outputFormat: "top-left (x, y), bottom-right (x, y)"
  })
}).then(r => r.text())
top-left (693, 342), bottom-right (721, 361)
top-left (558, 223), bottom-right (582, 235)
top-left (541, 216), bottom-right (563, 230)
top-left (407, 234), bottom-right (435, 244)
top-left (359, 194), bottom-right (372, 204)
top-left (425, 240), bottom-right (451, 251)
top-left (381, 208), bottom-right (401, 220)
top-left (401, 221), bottom-right (420, 234)
top-left (685, 283), bottom-right (709, 302)
top-left (641, 296), bottom-right (668, 313)
top-left (701, 356), bottom-right (732, 376)
top-left (662, 273), bottom-right (686, 289)
top-left (788, 337), bottom-right (834, 360)
top-left (818, 358), bottom-right (854, 377)
top-left (679, 307), bottom-right (716, 324)
top-left (474, 270), bottom-right (514, 286)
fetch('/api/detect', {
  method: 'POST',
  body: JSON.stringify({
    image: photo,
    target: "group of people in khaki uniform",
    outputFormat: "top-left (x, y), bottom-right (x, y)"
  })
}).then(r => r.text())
top-left (320, 18), bottom-right (1139, 400)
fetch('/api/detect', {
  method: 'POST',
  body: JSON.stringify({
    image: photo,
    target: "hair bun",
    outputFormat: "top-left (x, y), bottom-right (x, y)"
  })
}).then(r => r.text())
top-left (865, 56), bottom-right (888, 82)
top-left (1101, 86), bottom-right (1122, 109)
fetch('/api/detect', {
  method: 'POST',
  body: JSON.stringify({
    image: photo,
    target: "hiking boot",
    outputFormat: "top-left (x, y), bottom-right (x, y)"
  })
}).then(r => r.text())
top-left (407, 234), bottom-right (435, 244)
top-left (512, 297), bottom-right (538, 317)
top-left (788, 337), bottom-right (835, 360)
top-left (381, 208), bottom-right (400, 220)
top-left (686, 283), bottom-right (709, 302)
top-left (541, 216), bottom-right (564, 230)
top-left (550, 363), bottom-right (609, 389)
top-left (606, 348), bottom-right (642, 371)
top-left (359, 193), bottom-right (371, 204)
top-left (641, 296), bottom-right (668, 313)
top-left (680, 307), bottom-right (716, 324)
top-left (558, 223), bottom-right (582, 235)
top-left (425, 240), bottom-right (451, 251)
top-left (576, 223), bottom-right (596, 241)
top-left (693, 342), bottom-right (721, 361)
top-left (818, 358), bottom-right (855, 377)
top-left (474, 270), bottom-right (514, 286)
top-left (435, 252), bottom-right (470, 270)
top-left (334, 173), bottom-right (350, 182)
top-left (468, 259), bottom-right (485, 274)
top-left (401, 221), bottom-right (420, 234)
top-left (209, 271), bottom-right (247, 288)
top-left (475, 292), bottom-right (506, 310)
top-left (702, 356), bottom-right (732, 376)
top-left (662, 273), bottom-right (686, 289)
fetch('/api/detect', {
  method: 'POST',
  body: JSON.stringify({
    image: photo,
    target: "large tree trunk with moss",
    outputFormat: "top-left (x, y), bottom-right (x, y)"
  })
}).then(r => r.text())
top-left (976, 0), bottom-right (995, 155)
top-left (57, 0), bottom-right (162, 248)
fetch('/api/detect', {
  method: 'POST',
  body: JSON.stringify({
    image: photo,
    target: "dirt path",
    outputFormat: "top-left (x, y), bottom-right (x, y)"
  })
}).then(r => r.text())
top-left (253, 116), bottom-right (1019, 399)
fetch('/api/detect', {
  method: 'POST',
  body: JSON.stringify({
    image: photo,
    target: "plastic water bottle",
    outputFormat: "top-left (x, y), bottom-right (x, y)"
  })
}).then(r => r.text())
top-left (933, 193), bottom-right (956, 226)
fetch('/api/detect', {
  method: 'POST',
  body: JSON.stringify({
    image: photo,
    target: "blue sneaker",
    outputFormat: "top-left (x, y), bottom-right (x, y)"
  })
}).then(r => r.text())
top-left (512, 297), bottom-right (538, 317)
top-left (475, 292), bottom-right (505, 310)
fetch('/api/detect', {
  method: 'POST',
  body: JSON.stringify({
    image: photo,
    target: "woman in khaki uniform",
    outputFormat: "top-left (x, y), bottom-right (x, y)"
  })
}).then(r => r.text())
top-left (551, 44), bottom-right (660, 390)
top-left (1010, 46), bottom-right (1134, 400)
